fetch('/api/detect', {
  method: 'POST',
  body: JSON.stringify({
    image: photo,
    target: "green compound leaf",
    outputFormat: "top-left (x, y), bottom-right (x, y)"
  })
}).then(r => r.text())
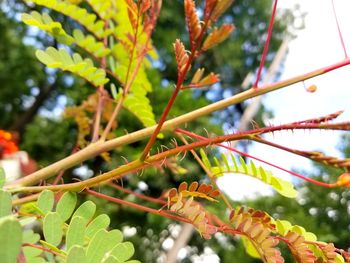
top-left (109, 1), bottom-right (157, 130)
top-left (0, 189), bottom-right (12, 217)
top-left (22, 12), bottom-right (110, 58)
top-left (86, 229), bottom-right (123, 263)
top-left (200, 151), bottom-right (298, 198)
top-left (0, 216), bottom-right (22, 263)
top-left (72, 200), bottom-right (96, 225)
top-left (86, 213), bottom-right (110, 239)
top-left (72, 29), bottom-right (110, 58)
top-left (66, 216), bottom-right (86, 250)
top-left (276, 220), bottom-right (317, 242)
top-left (0, 167), bottom-right (5, 188)
top-left (56, 191), bottom-right (77, 222)
top-left (86, 0), bottom-right (113, 21)
top-left (110, 242), bottom-right (135, 262)
top-left (37, 189), bottom-right (55, 215)
top-left (36, 47), bottom-right (109, 87)
top-left (22, 11), bottom-right (74, 45)
top-left (43, 212), bottom-right (63, 246)
top-left (25, 0), bottom-right (112, 39)
top-left (67, 246), bottom-right (87, 263)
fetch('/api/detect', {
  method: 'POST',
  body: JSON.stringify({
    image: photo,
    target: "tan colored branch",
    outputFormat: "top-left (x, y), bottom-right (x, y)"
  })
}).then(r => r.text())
top-left (7, 57), bottom-right (350, 188)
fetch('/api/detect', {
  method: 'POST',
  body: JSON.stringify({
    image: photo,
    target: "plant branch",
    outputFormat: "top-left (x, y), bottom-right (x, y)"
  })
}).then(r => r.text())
top-left (175, 128), bottom-right (342, 188)
top-left (7, 57), bottom-right (350, 188)
top-left (85, 189), bottom-right (190, 223)
top-left (101, 2), bottom-right (160, 141)
top-left (108, 182), bottom-right (166, 205)
top-left (254, 0), bottom-right (279, 87)
top-left (140, 8), bottom-right (211, 161)
top-left (176, 133), bottom-right (233, 210)
top-left (92, 21), bottom-right (109, 142)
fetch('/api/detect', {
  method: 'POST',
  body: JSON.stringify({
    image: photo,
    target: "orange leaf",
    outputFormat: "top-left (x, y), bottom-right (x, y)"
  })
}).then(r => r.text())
top-left (184, 0), bottom-right (202, 45)
top-left (202, 24), bottom-right (235, 51)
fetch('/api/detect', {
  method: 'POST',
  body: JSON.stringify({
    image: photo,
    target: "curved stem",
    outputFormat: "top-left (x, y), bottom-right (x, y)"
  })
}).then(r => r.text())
top-left (7, 57), bottom-right (350, 188)
top-left (254, 0), bottom-right (279, 88)
top-left (176, 133), bottom-right (233, 210)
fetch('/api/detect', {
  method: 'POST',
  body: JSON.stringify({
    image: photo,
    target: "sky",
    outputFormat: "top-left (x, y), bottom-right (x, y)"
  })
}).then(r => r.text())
top-left (217, 0), bottom-right (350, 201)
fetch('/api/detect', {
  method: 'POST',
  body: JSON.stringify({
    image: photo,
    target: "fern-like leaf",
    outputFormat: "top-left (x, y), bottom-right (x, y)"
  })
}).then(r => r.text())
top-left (174, 39), bottom-right (190, 76)
top-left (169, 194), bottom-right (217, 239)
top-left (22, 12), bottom-right (111, 58)
top-left (118, 84), bottom-right (157, 127)
top-left (229, 207), bottom-right (284, 263)
top-left (276, 220), bottom-right (346, 263)
top-left (25, 0), bottom-right (112, 39)
top-left (22, 11), bottom-right (74, 45)
top-left (167, 181), bottom-right (220, 204)
top-left (36, 47), bottom-right (109, 87)
top-left (200, 150), bottom-right (298, 198)
top-left (72, 29), bottom-right (111, 58)
top-left (202, 24), bottom-right (235, 51)
top-left (184, 0), bottom-right (202, 47)
top-left (86, 0), bottom-right (114, 21)
top-left (284, 231), bottom-right (317, 263)
top-left (110, 0), bottom-right (158, 128)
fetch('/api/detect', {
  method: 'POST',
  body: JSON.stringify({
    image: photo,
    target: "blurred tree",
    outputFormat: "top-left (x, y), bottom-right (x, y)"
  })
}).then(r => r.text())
top-left (0, 0), bottom-right (291, 262)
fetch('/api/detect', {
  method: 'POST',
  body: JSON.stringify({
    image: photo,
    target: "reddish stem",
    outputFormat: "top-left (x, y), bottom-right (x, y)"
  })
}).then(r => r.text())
top-left (108, 183), bottom-right (166, 205)
top-left (140, 13), bottom-right (211, 161)
top-left (22, 243), bottom-right (65, 258)
top-left (254, 0), bottom-right (279, 88)
top-left (331, 0), bottom-right (348, 58)
top-left (175, 128), bottom-right (339, 188)
top-left (85, 189), bottom-right (190, 223)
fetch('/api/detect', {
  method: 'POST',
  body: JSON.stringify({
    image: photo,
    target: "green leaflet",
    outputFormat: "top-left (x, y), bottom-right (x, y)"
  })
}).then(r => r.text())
top-left (0, 216), bottom-right (22, 263)
top-left (86, 0), bottom-right (113, 21)
top-left (122, 88), bottom-right (157, 127)
top-left (25, 0), bottom-right (112, 39)
top-left (66, 216), bottom-right (86, 250)
top-left (85, 213), bottom-right (110, 239)
top-left (72, 29), bottom-right (111, 58)
top-left (36, 47), bottom-right (109, 87)
top-left (37, 189), bottom-right (55, 215)
top-left (86, 229), bottom-right (123, 263)
top-left (71, 200), bottom-right (96, 225)
top-left (110, 242), bottom-right (135, 262)
top-left (200, 150), bottom-right (298, 198)
top-left (22, 11), bottom-right (110, 58)
top-left (0, 189), bottom-right (12, 217)
top-left (22, 11), bottom-right (74, 45)
top-left (67, 246), bottom-right (87, 263)
top-left (241, 236), bottom-right (260, 259)
top-left (43, 212), bottom-right (63, 246)
top-left (56, 191), bottom-right (77, 222)
top-left (0, 167), bottom-right (6, 188)
top-left (276, 220), bottom-right (317, 241)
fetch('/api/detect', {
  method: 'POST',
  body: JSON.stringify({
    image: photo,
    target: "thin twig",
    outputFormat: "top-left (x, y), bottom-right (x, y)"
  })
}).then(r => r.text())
top-left (7, 57), bottom-right (350, 188)
top-left (176, 133), bottom-right (233, 210)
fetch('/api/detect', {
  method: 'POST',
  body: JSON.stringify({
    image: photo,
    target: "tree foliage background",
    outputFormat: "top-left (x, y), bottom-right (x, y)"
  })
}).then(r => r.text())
top-left (1, 0), bottom-right (348, 262)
